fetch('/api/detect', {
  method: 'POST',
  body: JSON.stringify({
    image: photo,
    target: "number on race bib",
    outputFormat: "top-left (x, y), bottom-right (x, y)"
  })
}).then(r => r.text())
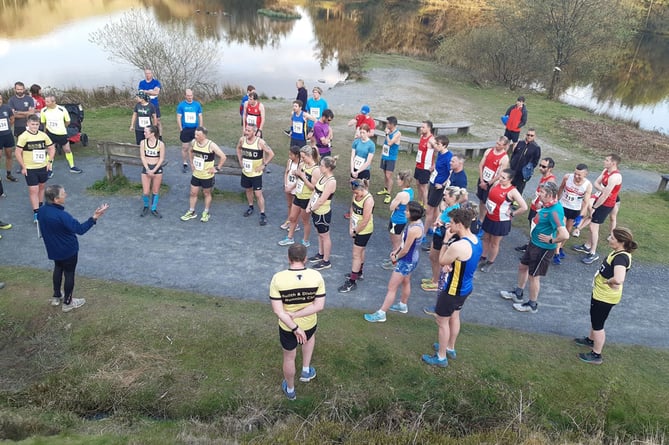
top-left (32, 149), bottom-right (46, 163)
top-left (184, 112), bottom-right (196, 124)
top-left (485, 199), bottom-right (496, 215)
top-left (193, 156), bottom-right (205, 171)
top-left (429, 169), bottom-right (438, 183)
top-left (292, 121), bottom-right (303, 134)
top-left (243, 159), bottom-right (253, 173)
top-left (0, 120), bottom-right (9, 131)
top-left (138, 117), bottom-right (150, 127)
top-left (382, 144), bottom-right (390, 157)
top-left (295, 179), bottom-right (304, 194)
top-left (482, 166), bottom-right (495, 182)
top-left (353, 156), bottom-right (365, 171)
top-left (246, 115), bottom-right (257, 126)
top-left (310, 108), bottom-right (321, 119)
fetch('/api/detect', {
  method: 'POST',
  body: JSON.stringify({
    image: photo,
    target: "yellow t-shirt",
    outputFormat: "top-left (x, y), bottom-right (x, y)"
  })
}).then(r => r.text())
top-left (41, 105), bottom-right (70, 135)
top-left (592, 250), bottom-right (632, 305)
top-left (269, 268), bottom-right (326, 331)
top-left (16, 130), bottom-right (53, 169)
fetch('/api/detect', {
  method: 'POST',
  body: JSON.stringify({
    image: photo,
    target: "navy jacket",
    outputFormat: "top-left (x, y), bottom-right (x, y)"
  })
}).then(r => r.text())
top-left (38, 203), bottom-right (96, 261)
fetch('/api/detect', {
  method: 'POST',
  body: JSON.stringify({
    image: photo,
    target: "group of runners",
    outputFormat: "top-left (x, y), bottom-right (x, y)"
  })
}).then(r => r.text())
top-left (0, 74), bottom-right (639, 400)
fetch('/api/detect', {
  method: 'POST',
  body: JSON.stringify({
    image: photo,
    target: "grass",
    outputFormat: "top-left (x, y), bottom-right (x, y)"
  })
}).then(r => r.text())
top-left (1, 265), bottom-right (667, 444)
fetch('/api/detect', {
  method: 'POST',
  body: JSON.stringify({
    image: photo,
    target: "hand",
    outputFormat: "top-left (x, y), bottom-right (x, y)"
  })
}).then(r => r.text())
top-left (94, 203), bottom-right (110, 219)
top-left (294, 328), bottom-right (307, 344)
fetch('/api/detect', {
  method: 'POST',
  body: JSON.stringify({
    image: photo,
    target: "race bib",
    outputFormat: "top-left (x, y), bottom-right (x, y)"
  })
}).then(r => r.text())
top-left (193, 156), bottom-right (205, 171)
top-left (47, 120), bottom-right (59, 129)
top-left (184, 112), bottom-right (196, 124)
top-left (145, 148), bottom-right (158, 157)
top-left (246, 115), bottom-right (257, 126)
top-left (310, 107), bottom-right (321, 119)
top-left (287, 174), bottom-right (297, 186)
top-left (292, 121), bottom-right (303, 134)
top-left (350, 213), bottom-right (361, 230)
top-left (295, 179), bottom-right (304, 194)
top-left (485, 199), bottom-right (496, 215)
top-left (309, 192), bottom-right (319, 209)
top-left (353, 155), bottom-right (366, 171)
top-left (429, 169), bottom-right (438, 184)
top-left (32, 149), bottom-right (46, 163)
top-left (415, 151), bottom-right (422, 163)
top-left (138, 116), bottom-right (150, 127)
top-left (0, 119), bottom-right (9, 131)
top-left (382, 144), bottom-right (390, 157)
top-left (243, 159), bottom-right (253, 173)
top-left (482, 166), bottom-right (495, 182)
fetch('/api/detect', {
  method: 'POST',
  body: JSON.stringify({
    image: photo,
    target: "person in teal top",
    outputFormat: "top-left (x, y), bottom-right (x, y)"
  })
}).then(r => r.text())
top-left (377, 116), bottom-right (402, 204)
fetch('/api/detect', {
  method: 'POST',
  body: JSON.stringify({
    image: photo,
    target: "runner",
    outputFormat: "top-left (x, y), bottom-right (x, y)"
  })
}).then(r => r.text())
top-left (306, 156), bottom-right (338, 271)
top-left (338, 179), bottom-right (374, 293)
top-left (236, 123), bottom-right (274, 226)
top-left (381, 170), bottom-right (414, 270)
top-left (376, 116), bottom-right (402, 204)
top-left (138, 125), bottom-right (165, 218)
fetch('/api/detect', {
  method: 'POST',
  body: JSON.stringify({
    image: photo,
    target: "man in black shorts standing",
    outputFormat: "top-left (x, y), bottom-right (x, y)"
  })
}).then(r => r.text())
top-left (41, 95), bottom-right (83, 175)
top-left (236, 124), bottom-right (274, 226)
top-left (270, 244), bottom-right (326, 400)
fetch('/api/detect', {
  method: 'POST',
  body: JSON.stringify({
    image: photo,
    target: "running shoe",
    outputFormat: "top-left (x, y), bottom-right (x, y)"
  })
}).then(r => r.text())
top-left (151, 210), bottom-right (162, 219)
top-left (578, 351), bottom-right (603, 365)
top-left (50, 297), bottom-right (61, 307)
top-left (514, 244), bottom-right (528, 253)
top-left (581, 253), bottom-right (600, 264)
top-left (308, 253), bottom-right (323, 263)
top-left (69, 166), bottom-right (83, 174)
top-left (421, 282), bottom-right (438, 292)
top-left (0, 221), bottom-right (12, 230)
top-left (513, 300), bottom-right (538, 313)
top-left (47, 170), bottom-right (54, 179)
top-left (300, 239), bottom-right (310, 247)
top-left (383, 195), bottom-right (391, 204)
top-left (552, 254), bottom-right (561, 265)
top-left (572, 243), bottom-right (590, 253)
top-left (278, 237), bottom-right (295, 246)
top-left (33, 213), bottom-right (38, 224)
top-left (62, 297), bottom-right (86, 313)
top-left (280, 220), bottom-right (290, 230)
top-left (6, 174), bottom-right (17, 182)
top-left (421, 354), bottom-right (448, 367)
top-left (299, 367), bottom-right (316, 382)
top-left (140, 207), bottom-right (149, 217)
top-left (243, 207), bottom-right (254, 217)
top-left (200, 211), bottom-right (210, 223)
top-left (422, 306), bottom-right (436, 316)
top-left (389, 302), bottom-right (408, 313)
top-left (558, 248), bottom-right (566, 259)
top-left (432, 343), bottom-right (457, 360)
top-left (574, 337), bottom-right (595, 347)
top-left (376, 188), bottom-right (389, 195)
top-left (312, 260), bottom-right (331, 270)
top-left (180, 210), bottom-right (197, 221)
top-left (363, 310), bottom-right (386, 323)
top-left (281, 380), bottom-right (296, 400)
top-left (500, 288), bottom-right (524, 303)
top-left (479, 261), bottom-right (494, 272)
top-left (259, 214), bottom-right (267, 226)
top-left (182, 164), bottom-right (188, 173)
top-left (380, 259), bottom-right (395, 270)
top-left (337, 279), bottom-right (357, 293)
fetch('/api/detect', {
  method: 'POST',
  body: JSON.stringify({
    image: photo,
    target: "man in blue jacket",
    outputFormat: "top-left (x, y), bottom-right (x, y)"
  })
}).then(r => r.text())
top-left (38, 184), bottom-right (108, 312)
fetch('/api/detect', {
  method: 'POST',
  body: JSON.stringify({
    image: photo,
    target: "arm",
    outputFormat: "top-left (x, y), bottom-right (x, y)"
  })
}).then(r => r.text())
top-left (176, 112), bottom-right (183, 132)
top-left (260, 141), bottom-right (274, 170)
top-left (537, 225), bottom-right (570, 245)
top-left (259, 104), bottom-right (265, 131)
top-left (607, 264), bottom-right (627, 289)
top-left (155, 141), bottom-right (166, 172)
top-left (508, 189), bottom-right (528, 218)
top-left (557, 174), bottom-right (568, 199)
top-left (235, 137), bottom-right (244, 166)
top-left (270, 299), bottom-right (304, 342)
top-left (387, 130), bottom-right (401, 146)
top-left (211, 143), bottom-right (228, 173)
top-left (197, 112), bottom-right (203, 128)
top-left (310, 177), bottom-right (336, 212)
top-left (592, 173), bottom-right (621, 209)
top-left (439, 238), bottom-right (470, 270)
top-left (581, 182), bottom-right (593, 216)
top-left (47, 144), bottom-right (56, 172)
top-left (388, 191), bottom-right (406, 211)
top-left (289, 295), bottom-right (325, 319)
top-left (14, 147), bottom-right (25, 173)
top-left (139, 140), bottom-right (148, 169)
top-left (130, 112), bottom-right (137, 131)
top-left (519, 107), bottom-right (528, 128)
top-left (394, 224), bottom-right (422, 259)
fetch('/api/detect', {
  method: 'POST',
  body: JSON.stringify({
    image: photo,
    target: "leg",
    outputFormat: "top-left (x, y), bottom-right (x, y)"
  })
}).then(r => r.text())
top-left (189, 185), bottom-right (199, 211)
top-left (435, 314), bottom-right (452, 359)
top-left (379, 271), bottom-right (404, 312)
top-left (517, 262), bottom-right (529, 290)
top-left (245, 188), bottom-right (254, 206)
top-left (141, 174), bottom-right (151, 208)
top-left (181, 142), bottom-right (190, 165)
top-left (351, 245), bottom-right (364, 276)
top-left (429, 248), bottom-right (440, 283)
top-left (286, 205), bottom-right (301, 239)
top-left (301, 210), bottom-right (311, 242)
top-left (447, 311), bottom-right (461, 351)
top-left (282, 348), bottom-right (297, 390)
top-left (487, 235), bottom-right (503, 262)
top-left (63, 142), bottom-right (75, 168)
top-left (384, 170), bottom-right (393, 194)
top-left (398, 274), bottom-right (412, 304)
top-left (52, 260), bottom-right (64, 297)
top-left (527, 274), bottom-right (541, 303)
top-left (590, 328), bottom-right (605, 355)
top-left (588, 222), bottom-right (601, 254)
top-left (3, 147), bottom-right (12, 172)
top-left (301, 333), bottom-right (316, 369)
top-left (321, 232), bottom-right (332, 262)
top-left (61, 255), bottom-right (78, 305)
top-left (609, 202), bottom-right (619, 232)
top-left (202, 188), bottom-right (213, 212)
top-left (254, 189), bottom-right (265, 213)
top-left (28, 184), bottom-right (40, 211)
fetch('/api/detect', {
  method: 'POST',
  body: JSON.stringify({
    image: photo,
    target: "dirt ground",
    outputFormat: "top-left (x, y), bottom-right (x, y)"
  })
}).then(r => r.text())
top-left (560, 118), bottom-right (669, 167)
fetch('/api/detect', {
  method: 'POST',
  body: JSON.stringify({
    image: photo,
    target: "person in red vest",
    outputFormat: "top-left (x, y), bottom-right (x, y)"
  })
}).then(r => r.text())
top-left (503, 96), bottom-right (527, 151)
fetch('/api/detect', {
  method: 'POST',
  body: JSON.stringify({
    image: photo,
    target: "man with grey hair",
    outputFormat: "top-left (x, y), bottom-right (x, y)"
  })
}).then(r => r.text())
top-left (38, 184), bottom-right (109, 312)
top-left (499, 181), bottom-right (569, 313)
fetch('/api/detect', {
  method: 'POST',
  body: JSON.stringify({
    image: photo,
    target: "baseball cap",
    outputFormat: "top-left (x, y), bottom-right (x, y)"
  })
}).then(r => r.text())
top-left (360, 105), bottom-right (370, 115)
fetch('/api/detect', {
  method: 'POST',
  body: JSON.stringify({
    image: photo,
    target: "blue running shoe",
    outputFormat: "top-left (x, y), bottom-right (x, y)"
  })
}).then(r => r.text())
top-left (421, 353), bottom-right (448, 367)
top-left (299, 367), bottom-right (316, 382)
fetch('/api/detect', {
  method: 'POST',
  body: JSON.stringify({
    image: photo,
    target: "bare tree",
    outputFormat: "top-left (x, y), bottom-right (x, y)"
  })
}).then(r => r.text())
top-left (89, 9), bottom-right (222, 102)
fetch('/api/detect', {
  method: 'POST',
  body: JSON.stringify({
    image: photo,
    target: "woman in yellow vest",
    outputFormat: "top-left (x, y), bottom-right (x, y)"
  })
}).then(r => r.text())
top-left (306, 155), bottom-right (337, 271)
top-left (339, 178), bottom-right (374, 293)
top-left (574, 227), bottom-right (637, 365)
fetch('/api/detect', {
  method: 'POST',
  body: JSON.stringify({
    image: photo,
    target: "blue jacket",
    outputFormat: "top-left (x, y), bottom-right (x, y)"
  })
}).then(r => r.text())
top-left (38, 203), bottom-right (96, 261)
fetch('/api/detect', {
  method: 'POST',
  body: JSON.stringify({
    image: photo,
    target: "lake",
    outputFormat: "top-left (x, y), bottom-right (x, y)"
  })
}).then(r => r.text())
top-left (1, 1), bottom-right (668, 135)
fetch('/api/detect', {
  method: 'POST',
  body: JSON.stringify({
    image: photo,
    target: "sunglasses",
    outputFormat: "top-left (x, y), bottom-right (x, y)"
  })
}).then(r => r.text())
top-left (539, 164), bottom-right (549, 168)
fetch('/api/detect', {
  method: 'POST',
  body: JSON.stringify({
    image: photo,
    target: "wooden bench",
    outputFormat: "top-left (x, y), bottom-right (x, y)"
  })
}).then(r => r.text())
top-left (374, 118), bottom-right (472, 136)
top-left (98, 141), bottom-right (241, 181)
top-left (372, 130), bottom-right (492, 159)
top-left (658, 173), bottom-right (669, 192)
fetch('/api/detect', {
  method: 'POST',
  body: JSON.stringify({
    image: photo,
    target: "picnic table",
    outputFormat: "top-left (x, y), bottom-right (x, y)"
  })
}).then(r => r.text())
top-left (373, 117), bottom-right (472, 136)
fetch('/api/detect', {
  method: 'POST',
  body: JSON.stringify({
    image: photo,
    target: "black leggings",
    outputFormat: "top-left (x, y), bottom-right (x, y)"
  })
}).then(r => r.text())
top-left (53, 254), bottom-right (78, 305)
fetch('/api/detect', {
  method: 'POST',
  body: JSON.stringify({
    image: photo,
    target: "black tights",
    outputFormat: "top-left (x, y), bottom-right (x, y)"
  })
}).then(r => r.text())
top-left (53, 254), bottom-right (78, 305)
